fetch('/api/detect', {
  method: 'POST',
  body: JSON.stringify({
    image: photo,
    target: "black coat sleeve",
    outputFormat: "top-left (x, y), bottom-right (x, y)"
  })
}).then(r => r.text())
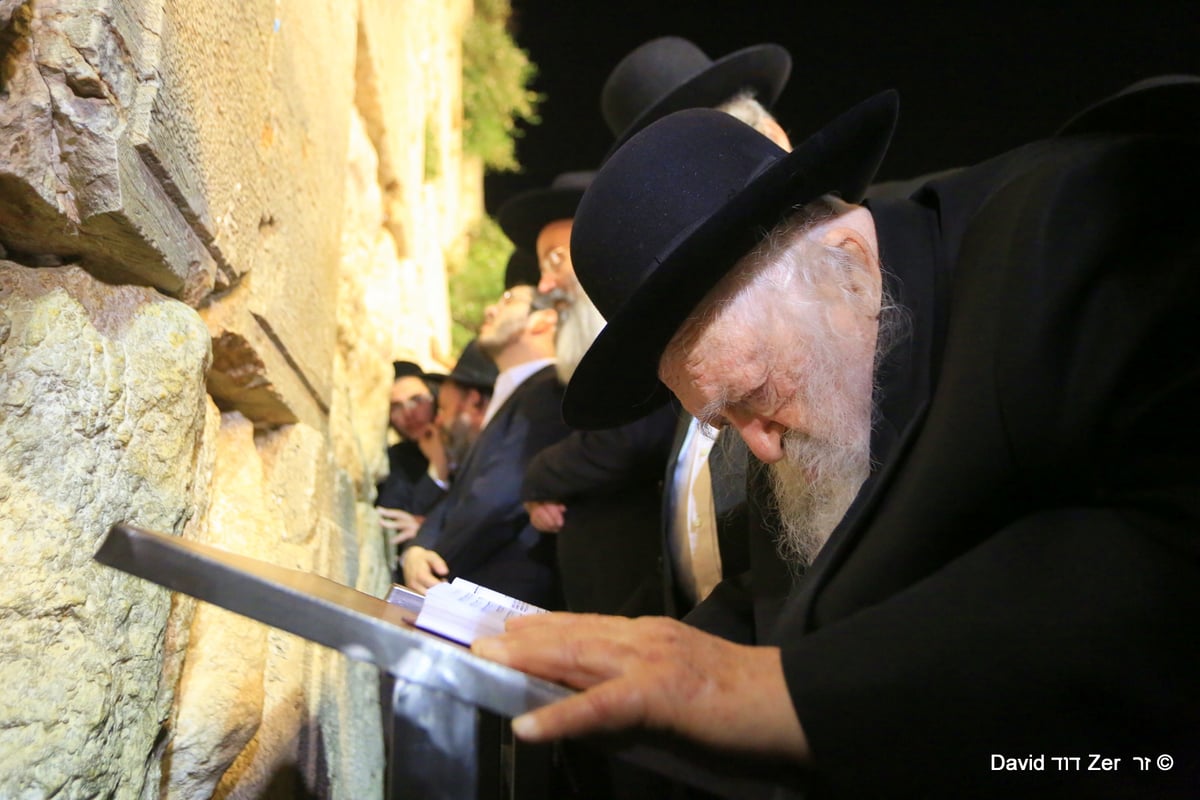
top-left (521, 403), bottom-right (676, 502)
top-left (777, 136), bottom-right (1200, 798)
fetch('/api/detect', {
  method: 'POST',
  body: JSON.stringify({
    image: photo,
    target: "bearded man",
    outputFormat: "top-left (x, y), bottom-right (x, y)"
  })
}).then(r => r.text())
top-left (472, 78), bottom-right (1200, 798)
top-left (401, 282), bottom-right (572, 607)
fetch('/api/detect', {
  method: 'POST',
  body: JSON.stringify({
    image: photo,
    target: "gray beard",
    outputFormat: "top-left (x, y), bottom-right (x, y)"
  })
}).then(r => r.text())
top-left (765, 281), bottom-right (904, 571)
top-left (769, 431), bottom-right (871, 572)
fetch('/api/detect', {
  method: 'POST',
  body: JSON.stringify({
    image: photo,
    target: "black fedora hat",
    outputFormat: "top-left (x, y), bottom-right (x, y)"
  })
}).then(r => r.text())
top-left (563, 91), bottom-right (899, 430)
top-left (1057, 74), bottom-right (1200, 139)
top-left (602, 37), bottom-right (791, 157)
top-left (445, 339), bottom-right (499, 393)
top-left (504, 247), bottom-right (540, 289)
top-left (392, 360), bottom-right (446, 386)
top-left (497, 171), bottom-right (595, 253)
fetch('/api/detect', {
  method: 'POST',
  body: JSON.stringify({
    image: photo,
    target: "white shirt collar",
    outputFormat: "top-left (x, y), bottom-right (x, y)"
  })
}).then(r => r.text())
top-left (481, 357), bottom-right (556, 428)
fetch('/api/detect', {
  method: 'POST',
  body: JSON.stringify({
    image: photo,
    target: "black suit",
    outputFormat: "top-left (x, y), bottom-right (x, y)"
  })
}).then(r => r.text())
top-left (695, 133), bottom-right (1200, 796)
top-left (412, 365), bottom-right (572, 607)
top-left (376, 440), bottom-right (445, 515)
top-left (522, 403), bottom-right (676, 616)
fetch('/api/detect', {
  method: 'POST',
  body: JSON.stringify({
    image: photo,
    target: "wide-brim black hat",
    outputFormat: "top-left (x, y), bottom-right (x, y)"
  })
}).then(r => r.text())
top-left (392, 360), bottom-right (446, 386)
top-left (563, 90), bottom-right (899, 430)
top-left (602, 37), bottom-right (791, 158)
top-left (446, 339), bottom-right (499, 392)
top-left (497, 171), bottom-right (595, 253)
top-left (1057, 74), bottom-right (1200, 138)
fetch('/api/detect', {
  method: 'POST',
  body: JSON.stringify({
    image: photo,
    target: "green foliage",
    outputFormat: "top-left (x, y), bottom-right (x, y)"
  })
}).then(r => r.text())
top-left (462, 0), bottom-right (541, 171)
top-left (447, 214), bottom-right (510, 353)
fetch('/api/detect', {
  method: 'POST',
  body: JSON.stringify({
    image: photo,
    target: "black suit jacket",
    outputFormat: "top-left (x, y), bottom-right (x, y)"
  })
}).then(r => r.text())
top-left (522, 403), bottom-right (676, 616)
top-left (376, 439), bottom-right (445, 516)
top-left (695, 133), bottom-right (1200, 797)
top-left (413, 365), bottom-right (572, 607)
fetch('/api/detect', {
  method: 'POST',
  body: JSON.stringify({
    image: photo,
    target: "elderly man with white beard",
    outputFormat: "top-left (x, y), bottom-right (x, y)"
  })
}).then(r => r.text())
top-left (471, 79), bottom-right (1200, 798)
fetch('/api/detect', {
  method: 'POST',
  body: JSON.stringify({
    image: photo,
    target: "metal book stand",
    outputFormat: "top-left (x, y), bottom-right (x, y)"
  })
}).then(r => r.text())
top-left (95, 523), bottom-right (800, 800)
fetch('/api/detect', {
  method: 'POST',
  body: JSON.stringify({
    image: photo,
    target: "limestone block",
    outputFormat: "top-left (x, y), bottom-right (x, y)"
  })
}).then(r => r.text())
top-left (353, 1), bottom-right (459, 366)
top-left (313, 653), bottom-right (386, 800)
top-left (257, 422), bottom-right (333, 545)
top-left (0, 0), bottom-right (216, 300)
top-left (0, 263), bottom-right (210, 798)
top-left (201, 282), bottom-right (328, 431)
top-left (356, 499), bottom-right (393, 598)
top-left (165, 412), bottom-right (276, 800)
top-left (245, 0), bottom-right (355, 420)
top-left (147, 396), bottom-right (221, 787)
top-left (214, 540), bottom-right (318, 800)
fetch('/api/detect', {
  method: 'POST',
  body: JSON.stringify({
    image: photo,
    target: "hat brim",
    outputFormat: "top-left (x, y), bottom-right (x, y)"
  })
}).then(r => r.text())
top-left (606, 44), bottom-right (792, 161)
top-left (497, 188), bottom-right (587, 252)
top-left (563, 91), bottom-right (899, 430)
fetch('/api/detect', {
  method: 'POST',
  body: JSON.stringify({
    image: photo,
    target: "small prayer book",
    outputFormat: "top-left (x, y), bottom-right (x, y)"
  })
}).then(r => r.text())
top-left (386, 578), bottom-right (546, 646)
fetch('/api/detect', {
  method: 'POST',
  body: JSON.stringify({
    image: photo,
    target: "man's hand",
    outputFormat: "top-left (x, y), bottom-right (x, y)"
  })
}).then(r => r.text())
top-left (401, 545), bottom-right (449, 593)
top-left (524, 500), bottom-right (567, 533)
top-left (378, 507), bottom-right (423, 546)
top-left (471, 614), bottom-right (811, 762)
top-left (418, 426), bottom-right (449, 482)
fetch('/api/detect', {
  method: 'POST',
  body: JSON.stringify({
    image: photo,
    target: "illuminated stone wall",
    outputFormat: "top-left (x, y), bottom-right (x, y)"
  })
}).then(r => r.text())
top-left (0, 0), bottom-right (470, 795)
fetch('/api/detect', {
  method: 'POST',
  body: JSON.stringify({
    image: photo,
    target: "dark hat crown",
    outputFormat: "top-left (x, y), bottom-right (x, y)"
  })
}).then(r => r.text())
top-left (573, 111), bottom-right (787, 319)
top-left (392, 360), bottom-right (424, 380)
top-left (503, 248), bottom-right (540, 289)
top-left (602, 37), bottom-right (717, 136)
top-left (446, 340), bottom-right (499, 392)
top-left (496, 170), bottom-right (595, 252)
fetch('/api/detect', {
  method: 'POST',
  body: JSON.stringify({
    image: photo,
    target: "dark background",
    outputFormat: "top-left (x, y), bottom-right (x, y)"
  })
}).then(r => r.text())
top-left (484, 0), bottom-right (1197, 213)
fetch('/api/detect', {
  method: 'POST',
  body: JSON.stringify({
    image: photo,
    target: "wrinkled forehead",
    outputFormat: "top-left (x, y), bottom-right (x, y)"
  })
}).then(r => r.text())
top-left (536, 219), bottom-right (573, 258)
top-left (658, 303), bottom-right (770, 407)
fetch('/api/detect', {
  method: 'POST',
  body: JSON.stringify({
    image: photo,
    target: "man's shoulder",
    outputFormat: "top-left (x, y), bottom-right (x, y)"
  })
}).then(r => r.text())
top-left (940, 133), bottom-right (1195, 216)
top-left (507, 364), bottom-right (564, 406)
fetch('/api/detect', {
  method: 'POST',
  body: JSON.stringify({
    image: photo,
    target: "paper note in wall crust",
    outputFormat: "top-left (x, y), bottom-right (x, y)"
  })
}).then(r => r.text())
top-left (412, 578), bottom-right (546, 646)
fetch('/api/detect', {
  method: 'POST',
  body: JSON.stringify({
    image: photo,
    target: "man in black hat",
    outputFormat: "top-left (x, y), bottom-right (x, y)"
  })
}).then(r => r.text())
top-left (375, 360), bottom-right (448, 558)
top-left (472, 79), bottom-right (1200, 797)
top-left (601, 36), bottom-right (802, 623)
top-left (602, 36), bottom-right (793, 155)
top-left (401, 279), bottom-right (572, 607)
top-left (501, 170), bottom-right (678, 619)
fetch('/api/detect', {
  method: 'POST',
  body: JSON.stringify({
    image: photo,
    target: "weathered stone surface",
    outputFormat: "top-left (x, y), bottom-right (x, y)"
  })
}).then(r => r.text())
top-left (2, 0), bottom-right (473, 794)
top-left (353, 0), bottom-right (460, 361)
top-left (0, 0), bottom-right (216, 299)
top-left (201, 285), bottom-right (328, 431)
top-left (165, 412), bottom-right (273, 800)
top-left (257, 422), bottom-right (332, 545)
top-left (0, 263), bottom-right (211, 798)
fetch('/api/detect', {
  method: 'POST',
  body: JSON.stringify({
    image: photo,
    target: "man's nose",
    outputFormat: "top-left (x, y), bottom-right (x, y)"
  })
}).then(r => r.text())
top-left (538, 274), bottom-right (557, 294)
top-left (726, 411), bottom-right (786, 464)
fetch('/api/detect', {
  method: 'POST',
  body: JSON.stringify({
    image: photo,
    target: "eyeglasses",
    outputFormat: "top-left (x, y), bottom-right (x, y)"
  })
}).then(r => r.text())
top-left (539, 246), bottom-right (569, 274)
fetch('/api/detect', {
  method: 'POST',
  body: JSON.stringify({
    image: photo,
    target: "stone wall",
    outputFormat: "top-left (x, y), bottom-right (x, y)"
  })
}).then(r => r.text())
top-left (0, 0), bottom-right (471, 796)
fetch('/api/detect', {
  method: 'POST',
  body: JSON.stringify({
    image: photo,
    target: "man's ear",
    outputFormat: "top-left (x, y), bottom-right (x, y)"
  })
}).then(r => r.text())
top-left (806, 205), bottom-right (883, 296)
top-left (806, 204), bottom-right (881, 286)
top-left (465, 388), bottom-right (488, 414)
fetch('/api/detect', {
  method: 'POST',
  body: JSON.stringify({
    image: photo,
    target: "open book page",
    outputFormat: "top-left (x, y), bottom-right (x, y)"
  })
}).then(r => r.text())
top-left (411, 578), bottom-right (546, 646)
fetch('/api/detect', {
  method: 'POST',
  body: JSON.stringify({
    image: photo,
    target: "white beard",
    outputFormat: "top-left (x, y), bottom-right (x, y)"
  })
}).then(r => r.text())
top-left (554, 289), bottom-right (607, 384)
top-left (766, 268), bottom-right (880, 570)
top-left (769, 430), bottom-right (871, 571)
